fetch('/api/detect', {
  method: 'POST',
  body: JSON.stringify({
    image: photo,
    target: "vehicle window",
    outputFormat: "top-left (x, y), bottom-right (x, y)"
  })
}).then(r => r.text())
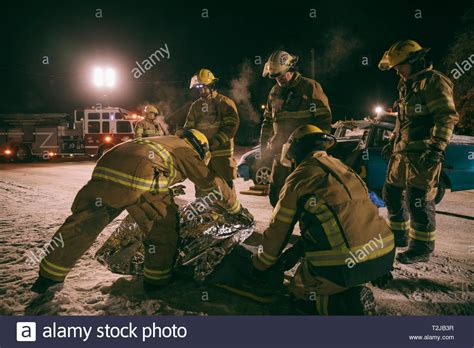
top-left (115, 113), bottom-right (124, 120)
top-left (88, 112), bottom-right (100, 120)
top-left (116, 121), bottom-right (132, 133)
top-left (372, 128), bottom-right (393, 147)
top-left (75, 110), bottom-right (84, 122)
top-left (88, 121), bottom-right (100, 133)
top-left (344, 129), bottom-right (365, 138)
top-left (102, 112), bottom-right (110, 120)
top-left (334, 128), bottom-right (346, 137)
top-left (382, 130), bottom-right (392, 142)
top-left (102, 121), bottom-right (110, 133)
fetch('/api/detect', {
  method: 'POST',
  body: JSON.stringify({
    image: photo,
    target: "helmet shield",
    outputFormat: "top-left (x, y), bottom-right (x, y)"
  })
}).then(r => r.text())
top-left (262, 51), bottom-right (298, 78)
top-left (283, 125), bottom-right (337, 165)
top-left (378, 40), bottom-right (429, 71)
top-left (190, 69), bottom-right (218, 89)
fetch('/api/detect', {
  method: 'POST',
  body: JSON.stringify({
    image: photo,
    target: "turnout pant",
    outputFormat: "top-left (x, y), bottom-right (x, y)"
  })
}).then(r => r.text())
top-left (383, 152), bottom-right (440, 244)
top-left (195, 155), bottom-right (236, 197)
top-left (39, 180), bottom-right (179, 286)
top-left (288, 260), bottom-right (362, 316)
top-left (269, 158), bottom-right (292, 208)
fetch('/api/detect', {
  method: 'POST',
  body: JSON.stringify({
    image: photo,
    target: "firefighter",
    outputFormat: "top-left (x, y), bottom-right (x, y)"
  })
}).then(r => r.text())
top-left (31, 129), bottom-right (251, 294)
top-left (378, 40), bottom-right (459, 264)
top-left (261, 50), bottom-right (332, 207)
top-left (134, 104), bottom-right (165, 138)
top-left (223, 125), bottom-right (395, 315)
top-left (184, 69), bottom-right (239, 195)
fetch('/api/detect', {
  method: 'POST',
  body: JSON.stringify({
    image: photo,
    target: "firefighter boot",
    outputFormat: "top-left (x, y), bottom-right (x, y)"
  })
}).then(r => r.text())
top-left (31, 275), bottom-right (63, 294)
top-left (143, 276), bottom-right (172, 293)
top-left (330, 286), bottom-right (377, 315)
top-left (295, 286), bottom-right (376, 315)
top-left (397, 239), bottom-right (434, 264)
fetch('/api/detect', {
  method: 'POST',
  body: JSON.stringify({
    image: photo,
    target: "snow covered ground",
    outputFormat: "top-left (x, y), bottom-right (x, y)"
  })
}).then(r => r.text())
top-left (0, 151), bottom-right (473, 315)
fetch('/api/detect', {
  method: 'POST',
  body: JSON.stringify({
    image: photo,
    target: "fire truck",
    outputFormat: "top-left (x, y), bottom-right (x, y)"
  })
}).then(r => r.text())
top-left (0, 107), bottom-right (139, 162)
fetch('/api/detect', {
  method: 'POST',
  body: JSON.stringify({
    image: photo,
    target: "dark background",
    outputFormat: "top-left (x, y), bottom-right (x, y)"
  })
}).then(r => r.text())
top-left (1, 0), bottom-right (472, 138)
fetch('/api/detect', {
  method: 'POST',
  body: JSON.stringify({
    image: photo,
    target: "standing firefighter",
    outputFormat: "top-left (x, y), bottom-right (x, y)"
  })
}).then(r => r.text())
top-left (223, 126), bottom-right (395, 315)
top-left (31, 129), bottom-right (250, 293)
top-left (185, 69), bottom-right (239, 194)
top-left (261, 51), bottom-right (332, 207)
top-left (134, 104), bottom-right (165, 138)
top-left (379, 40), bottom-right (459, 264)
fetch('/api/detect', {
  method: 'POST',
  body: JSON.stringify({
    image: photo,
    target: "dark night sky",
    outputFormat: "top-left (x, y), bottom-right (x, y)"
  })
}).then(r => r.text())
top-left (1, 1), bottom-right (472, 125)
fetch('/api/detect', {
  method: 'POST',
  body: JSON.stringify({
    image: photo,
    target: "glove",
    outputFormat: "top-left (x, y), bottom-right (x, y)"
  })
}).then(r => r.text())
top-left (280, 239), bottom-right (305, 271)
top-left (381, 142), bottom-right (393, 161)
top-left (232, 206), bottom-right (254, 225)
top-left (419, 147), bottom-right (444, 168)
top-left (169, 184), bottom-right (186, 197)
top-left (251, 261), bottom-right (285, 289)
top-left (371, 271), bottom-right (393, 289)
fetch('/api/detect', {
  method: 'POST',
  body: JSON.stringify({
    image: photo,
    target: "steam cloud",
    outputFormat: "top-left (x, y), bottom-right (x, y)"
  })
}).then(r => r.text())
top-left (314, 28), bottom-right (361, 76)
top-left (229, 61), bottom-right (260, 124)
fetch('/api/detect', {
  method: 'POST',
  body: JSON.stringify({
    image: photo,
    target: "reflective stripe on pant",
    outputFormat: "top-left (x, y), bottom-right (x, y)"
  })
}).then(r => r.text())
top-left (383, 183), bottom-right (436, 243)
top-left (40, 205), bottom-right (122, 282)
top-left (383, 183), bottom-right (410, 239)
top-left (315, 295), bottom-right (329, 315)
top-left (288, 260), bottom-right (346, 315)
top-left (407, 186), bottom-right (436, 242)
top-left (40, 183), bottom-right (178, 283)
top-left (269, 158), bottom-right (292, 208)
top-left (128, 194), bottom-right (179, 285)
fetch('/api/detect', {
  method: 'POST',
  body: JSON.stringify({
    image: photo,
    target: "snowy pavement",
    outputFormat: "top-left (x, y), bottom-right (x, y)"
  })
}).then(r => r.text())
top-left (0, 155), bottom-right (473, 315)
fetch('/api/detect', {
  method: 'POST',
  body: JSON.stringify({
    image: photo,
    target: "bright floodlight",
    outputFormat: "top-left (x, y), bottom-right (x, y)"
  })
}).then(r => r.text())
top-left (105, 68), bottom-right (116, 87)
top-left (375, 106), bottom-right (383, 114)
top-left (92, 66), bottom-right (116, 88)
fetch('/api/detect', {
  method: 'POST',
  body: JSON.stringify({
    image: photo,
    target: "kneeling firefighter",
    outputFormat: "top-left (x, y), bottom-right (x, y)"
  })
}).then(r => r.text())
top-left (31, 129), bottom-right (251, 293)
top-left (223, 126), bottom-right (395, 315)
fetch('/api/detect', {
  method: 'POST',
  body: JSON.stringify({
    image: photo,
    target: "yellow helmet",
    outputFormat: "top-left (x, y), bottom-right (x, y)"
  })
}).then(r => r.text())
top-left (144, 104), bottom-right (160, 114)
top-left (262, 50), bottom-right (299, 78)
top-left (378, 40), bottom-right (430, 71)
top-left (189, 69), bottom-right (218, 89)
top-left (281, 125), bottom-right (336, 167)
top-left (176, 128), bottom-right (211, 165)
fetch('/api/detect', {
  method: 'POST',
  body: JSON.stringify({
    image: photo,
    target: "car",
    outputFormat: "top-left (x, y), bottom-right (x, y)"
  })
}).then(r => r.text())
top-left (237, 146), bottom-right (273, 185)
top-left (237, 119), bottom-right (474, 204)
top-left (236, 121), bottom-right (373, 186)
